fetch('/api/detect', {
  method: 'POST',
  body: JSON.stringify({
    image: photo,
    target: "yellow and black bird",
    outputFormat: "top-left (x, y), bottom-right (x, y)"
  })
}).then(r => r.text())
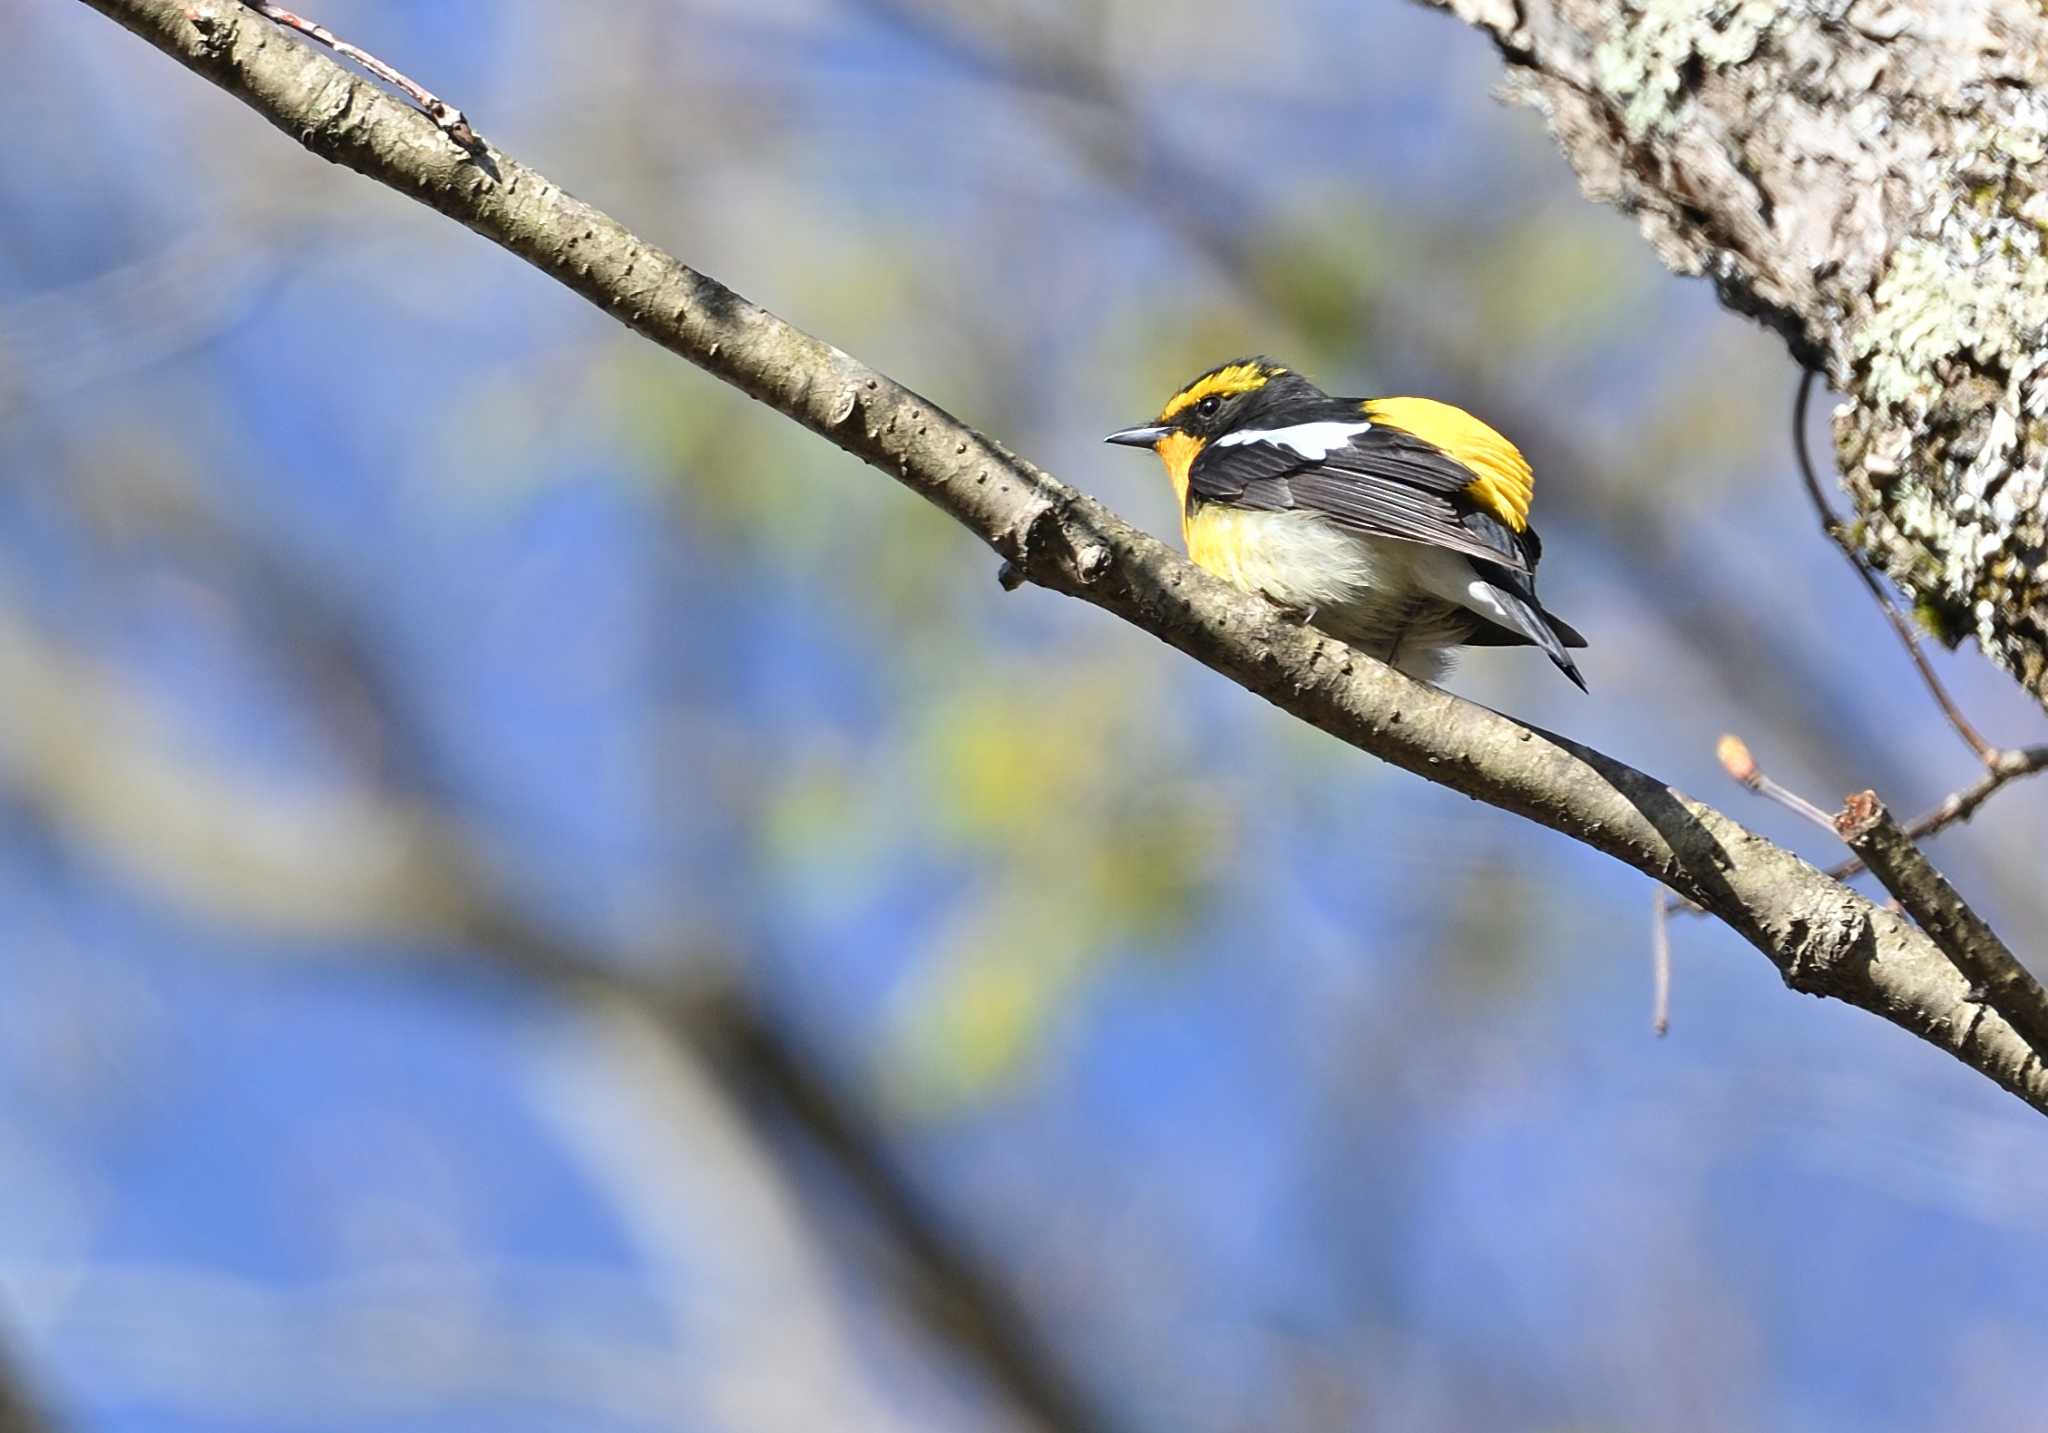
top-left (1107, 357), bottom-right (1586, 689)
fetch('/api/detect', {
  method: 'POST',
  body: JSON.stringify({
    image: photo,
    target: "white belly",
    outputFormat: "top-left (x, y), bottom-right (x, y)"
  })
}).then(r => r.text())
top-left (1183, 505), bottom-right (1476, 680)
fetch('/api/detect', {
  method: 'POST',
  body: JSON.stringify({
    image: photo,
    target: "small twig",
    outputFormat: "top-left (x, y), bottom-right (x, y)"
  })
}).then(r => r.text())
top-left (237, 3), bottom-right (480, 150)
top-left (1665, 732), bottom-right (1862, 917)
top-left (1716, 732), bottom-right (1839, 833)
top-left (1835, 790), bottom-right (2048, 1059)
top-left (1790, 374), bottom-right (2047, 880)
top-left (1793, 369), bottom-right (1995, 764)
top-left (1650, 882), bottom-right (1672, 1036)
top-left (1826, 744), bottom-right (2048, 881)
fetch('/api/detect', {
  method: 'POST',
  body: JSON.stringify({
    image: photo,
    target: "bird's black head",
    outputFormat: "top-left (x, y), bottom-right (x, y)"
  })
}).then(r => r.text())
top-left (1104, 356), bottom-right (1326, 449)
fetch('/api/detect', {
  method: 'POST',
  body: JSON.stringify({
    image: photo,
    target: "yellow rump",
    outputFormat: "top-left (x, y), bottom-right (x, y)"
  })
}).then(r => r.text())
top-left (1364, 397), bottom-right (1534, 533)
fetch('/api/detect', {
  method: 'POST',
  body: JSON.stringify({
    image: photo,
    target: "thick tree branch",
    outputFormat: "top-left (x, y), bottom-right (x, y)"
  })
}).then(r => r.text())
top-left (73, 0), bottom-right (2048, 1116)
top-left (1422, 0), bottom-right (2048, 712)
top-left (463, 924), bottom-right (1111, 1433)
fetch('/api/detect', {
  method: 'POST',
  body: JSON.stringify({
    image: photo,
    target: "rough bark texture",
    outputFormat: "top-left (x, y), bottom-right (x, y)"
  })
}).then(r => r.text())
top-left (1429, 0), bottom-right (2048, 706)
top-left (71, 0), bottom-right (2048, 1117)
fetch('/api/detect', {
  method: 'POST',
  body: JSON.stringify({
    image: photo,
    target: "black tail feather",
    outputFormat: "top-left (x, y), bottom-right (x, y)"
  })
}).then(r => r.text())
top-left (1468, 581), bottom-right (1587, 691)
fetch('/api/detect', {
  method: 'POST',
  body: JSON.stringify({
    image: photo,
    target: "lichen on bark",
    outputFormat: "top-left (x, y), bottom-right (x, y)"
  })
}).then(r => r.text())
top-left (1430, 0), bottom-right (2048, 707)
top-left (1842, 97), bottom-right (2048, 685)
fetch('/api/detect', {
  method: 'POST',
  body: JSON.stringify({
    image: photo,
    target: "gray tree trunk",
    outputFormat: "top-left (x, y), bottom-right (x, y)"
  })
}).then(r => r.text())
top-left (1427, 0), bottom-right (2048, 709)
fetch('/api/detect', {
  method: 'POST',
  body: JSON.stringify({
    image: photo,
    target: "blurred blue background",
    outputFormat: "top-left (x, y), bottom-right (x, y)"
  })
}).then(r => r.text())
top-left (7, 3), bottom-right (2048, 1430)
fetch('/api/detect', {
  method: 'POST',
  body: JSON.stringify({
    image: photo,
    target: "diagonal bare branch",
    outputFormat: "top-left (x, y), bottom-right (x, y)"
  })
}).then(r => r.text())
top-left (70, 0), bottom-right (2048, 1117)
top-left (1836, 791), bottom-right (2048, 1062)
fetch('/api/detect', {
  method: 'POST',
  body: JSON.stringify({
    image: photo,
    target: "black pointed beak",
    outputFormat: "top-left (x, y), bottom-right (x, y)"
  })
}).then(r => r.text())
top-left (1104, 425), bottom-right (1169, 449)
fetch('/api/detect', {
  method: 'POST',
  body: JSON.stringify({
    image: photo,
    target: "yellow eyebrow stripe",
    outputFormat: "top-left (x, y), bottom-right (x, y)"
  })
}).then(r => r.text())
top-left (1159, 362), bottom-right (1283, 422)
top-left (1363, 397), bottom-right (1534, 532)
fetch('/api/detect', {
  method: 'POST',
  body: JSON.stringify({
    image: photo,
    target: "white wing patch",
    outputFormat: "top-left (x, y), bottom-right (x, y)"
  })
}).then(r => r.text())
top-left (1462, 579), bottom-right (1519, 627)
top-left (1411, 546), bottom-right (1542, 641)
top-left (1214, 420), bottom-right (1373, 460)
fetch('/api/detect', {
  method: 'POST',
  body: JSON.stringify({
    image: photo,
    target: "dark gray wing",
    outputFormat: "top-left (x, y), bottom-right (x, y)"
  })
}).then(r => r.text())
top-left (1188, 426), bottom-right (1533, 573)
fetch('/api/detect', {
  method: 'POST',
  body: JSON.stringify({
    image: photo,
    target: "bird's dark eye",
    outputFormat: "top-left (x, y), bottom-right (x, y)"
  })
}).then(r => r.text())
top-left (1197, 396), bottom-right (1221, 417)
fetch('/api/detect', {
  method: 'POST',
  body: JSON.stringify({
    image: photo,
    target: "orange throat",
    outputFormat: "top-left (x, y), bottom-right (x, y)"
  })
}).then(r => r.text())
top-left (1153, 432), bottom-right (1205, 537)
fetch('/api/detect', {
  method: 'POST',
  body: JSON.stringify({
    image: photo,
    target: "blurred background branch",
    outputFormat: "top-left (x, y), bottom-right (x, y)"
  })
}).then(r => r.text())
top-left (0, 1338), bottom-right (61, 1433)
top-left (0, 542), bottom-right (1104, 1429)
